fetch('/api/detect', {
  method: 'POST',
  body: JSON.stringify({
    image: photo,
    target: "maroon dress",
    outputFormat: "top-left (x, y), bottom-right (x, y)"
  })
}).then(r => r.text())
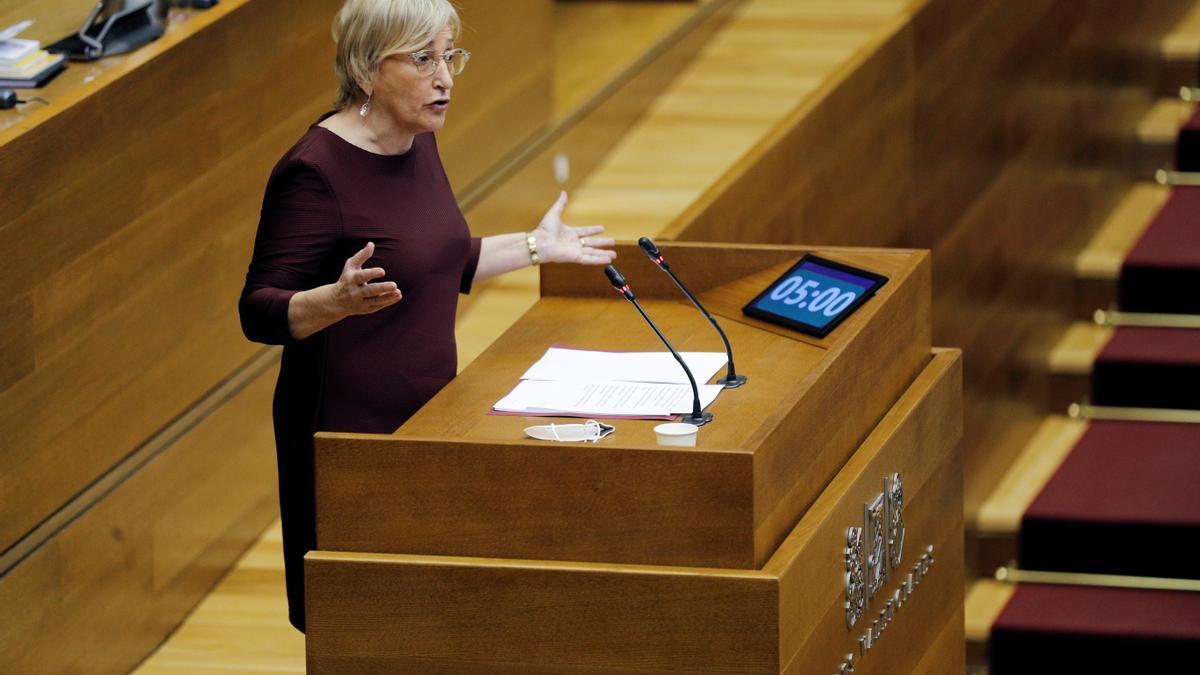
top-left (239, 120), bottom-right (481, 631)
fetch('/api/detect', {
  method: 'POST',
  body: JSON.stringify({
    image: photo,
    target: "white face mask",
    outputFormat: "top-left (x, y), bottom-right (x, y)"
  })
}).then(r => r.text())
top-left (524, 419), bottom-right (615, 443)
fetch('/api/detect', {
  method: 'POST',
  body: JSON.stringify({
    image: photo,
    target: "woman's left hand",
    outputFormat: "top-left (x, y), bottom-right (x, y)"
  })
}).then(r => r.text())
top-left (533, 192), bottom-right (617, 265)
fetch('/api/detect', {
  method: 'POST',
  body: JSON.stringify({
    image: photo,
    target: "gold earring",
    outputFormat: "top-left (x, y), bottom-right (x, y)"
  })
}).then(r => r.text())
top-left (359, 93), bottom-right (372, 118)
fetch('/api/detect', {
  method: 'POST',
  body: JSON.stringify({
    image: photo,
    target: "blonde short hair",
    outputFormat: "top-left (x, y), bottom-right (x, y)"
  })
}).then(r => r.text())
top-left (332, 0), bottom-right (461, 110)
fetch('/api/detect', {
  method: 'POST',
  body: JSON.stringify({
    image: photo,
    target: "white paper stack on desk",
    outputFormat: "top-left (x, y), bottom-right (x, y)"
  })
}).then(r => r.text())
top-left (492, 347), bottom-right (726, 419)
top-left (0, 38), bottom-right (66, 88)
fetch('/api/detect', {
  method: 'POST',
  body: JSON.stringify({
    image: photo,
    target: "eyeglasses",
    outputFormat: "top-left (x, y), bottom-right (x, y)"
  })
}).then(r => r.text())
top-left (408, 48), bottom-right (471, 77)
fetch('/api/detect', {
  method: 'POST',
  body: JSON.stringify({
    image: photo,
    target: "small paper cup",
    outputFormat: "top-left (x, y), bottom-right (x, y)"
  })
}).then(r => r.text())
top-left (654, 422), bottom-right (699, 447)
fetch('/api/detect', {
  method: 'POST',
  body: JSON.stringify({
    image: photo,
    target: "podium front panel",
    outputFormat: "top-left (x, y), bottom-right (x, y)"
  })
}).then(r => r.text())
top-left (306, 349), bottom-right (963, 674)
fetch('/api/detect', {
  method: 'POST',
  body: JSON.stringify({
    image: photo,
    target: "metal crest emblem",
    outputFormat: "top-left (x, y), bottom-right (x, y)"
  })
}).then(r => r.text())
top-left (864, 493), bottom-right (888, 598)
top-left (843, 472), bottom-right (909, 631)
top-left (844, 526), bottom-right (865, 629)
top-left (886, 473), bottom-right (904, 569)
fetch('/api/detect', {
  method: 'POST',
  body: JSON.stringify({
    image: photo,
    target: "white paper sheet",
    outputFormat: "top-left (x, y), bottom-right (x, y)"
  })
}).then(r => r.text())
top-left (519, 347), bottom-right (728, 385)
top-left (495, 380), bottom-right (723, 417)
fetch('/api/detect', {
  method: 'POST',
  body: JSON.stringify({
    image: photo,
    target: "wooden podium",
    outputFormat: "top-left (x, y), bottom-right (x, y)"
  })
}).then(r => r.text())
top-left (305, 243), bottom-right (964, 674)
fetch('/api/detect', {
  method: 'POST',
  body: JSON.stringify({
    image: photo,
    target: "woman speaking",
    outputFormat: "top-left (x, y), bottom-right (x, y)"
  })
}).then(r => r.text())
top-left (238, 0), bottom-right (616, 631)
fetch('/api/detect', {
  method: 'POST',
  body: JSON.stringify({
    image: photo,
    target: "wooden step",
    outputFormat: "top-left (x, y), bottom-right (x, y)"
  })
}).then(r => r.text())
top-left (1118, 187), bottom-right (1200, 314)
top-left (972, 415), bottom-right (1087, 575)
top-left (1030, 319), bottom-right (1200, 411)
top-left (991, 582), bottom-right (1200, 672)
top-left (1131, 98), bottom-right (1195, 175)
top-left (964, 579), bottom-right (1014, 674)
top-left (1092, 325), bottom-right (1200, 409)
top-left (1155, 2), bottom-right (1200, 95)
top-left (1019, 420), bottom-right (1200, 579)
top-left (969, 576), bottom-right (1200, 673)
top-left (1073, 183), bottom-right (1169, 316)
top-left (1037, 322), bottom-right (1114, 411)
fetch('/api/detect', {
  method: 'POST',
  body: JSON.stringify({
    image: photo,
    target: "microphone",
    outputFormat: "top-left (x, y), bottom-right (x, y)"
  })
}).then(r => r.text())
top-left (603, 265), bottom-right (713, 426)
top-left (638, 237), bottom-right (746, 388)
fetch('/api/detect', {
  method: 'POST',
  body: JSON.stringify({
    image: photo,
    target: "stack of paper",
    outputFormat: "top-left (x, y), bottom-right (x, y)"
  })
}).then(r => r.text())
top-left (493, 347), bottom-right (727, 419)
top-left (0, 39), bottom-right (66, 88)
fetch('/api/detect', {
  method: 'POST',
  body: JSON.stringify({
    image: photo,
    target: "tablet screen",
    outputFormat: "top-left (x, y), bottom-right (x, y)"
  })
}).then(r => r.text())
top-left (742, 255), bottom-right (888, 337)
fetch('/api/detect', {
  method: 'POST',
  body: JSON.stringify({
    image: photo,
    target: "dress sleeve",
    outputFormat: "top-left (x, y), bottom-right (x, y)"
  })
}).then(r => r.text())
top-left (239, 160), bottom-right (342, 345)
top-left (459, 236), bottom-right (482, 294)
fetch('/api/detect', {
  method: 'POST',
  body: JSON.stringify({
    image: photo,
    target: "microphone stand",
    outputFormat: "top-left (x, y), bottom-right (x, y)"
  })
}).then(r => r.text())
top-left (638, 237), bottom-right (746, 388)
top-left (604, 265), bottom-right (713, 426)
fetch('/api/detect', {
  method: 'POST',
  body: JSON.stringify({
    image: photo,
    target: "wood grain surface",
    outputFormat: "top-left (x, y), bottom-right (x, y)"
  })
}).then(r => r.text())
top-left (770, 349), bottom-right (964, 675)
top-left (314, 245), bottom-right (928, 569)
top-left (0, 360), bottom-right (279, 673)
top-left (0, 0), bottom-right (555, 553)
top-left (434, 0), bottom-right (555, 191)
top-left (305, 350), bottom-right (962, 673)
top-left (0, 0), bottom-right (557, 671)
top-left (7, 0), bottom-right (1185, 668)
top-left (0, 0), bottom-right (340, 556)
top-left (657, 0), bottom-right (1195, 546)
top-left (457, 0), bottom-right (742, 235)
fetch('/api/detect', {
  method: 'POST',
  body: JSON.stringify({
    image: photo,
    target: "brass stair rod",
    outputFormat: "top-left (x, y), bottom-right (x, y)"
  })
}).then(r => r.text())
top-left (1094, 308), bottom-right (1200, 329)
top-left (996, 563), bottom-right (1200, 593)
top-left (1068, 401), bottom-right (1200, 424)
top-left (1154, 168), bottom-right (1200, 186)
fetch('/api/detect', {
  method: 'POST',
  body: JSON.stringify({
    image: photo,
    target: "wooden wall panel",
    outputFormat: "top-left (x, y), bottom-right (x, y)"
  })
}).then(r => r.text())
top-left (0, 0), bottom-right (557, 554)
top-left (661, 17), bottom-right (915, 248)
top-left (459, 0), bottom-right (742, 236)
top-left (0, 0), bottom-right (341, 555)
top-left (438, 0), bottom-right (555, 191)
top-left (0, 295), bottom-right (33, 391)
top-left (0, 362), bottom-right (279, 673)
top-left (0, 0), bottom-right (557, 671)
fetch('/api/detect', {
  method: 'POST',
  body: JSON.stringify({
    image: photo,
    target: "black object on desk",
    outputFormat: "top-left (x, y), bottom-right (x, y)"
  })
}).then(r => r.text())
top-left (742, 254), bottom-right (888, 338)
top-left (47, 1), bottom-right (164, 61)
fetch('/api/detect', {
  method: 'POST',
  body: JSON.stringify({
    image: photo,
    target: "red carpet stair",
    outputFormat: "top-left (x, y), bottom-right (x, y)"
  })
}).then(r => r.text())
top-left (1117, 186), bottom-right (1200, 315)
top-left (1017, 421), bottom-right (1200, 580)
top-left (990, 585), bottom-right (1200, 672)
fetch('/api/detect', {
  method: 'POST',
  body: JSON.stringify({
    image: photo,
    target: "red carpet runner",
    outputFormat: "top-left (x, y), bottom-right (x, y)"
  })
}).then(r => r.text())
top-left (1119, 187), bottom-right (1200, 314)
top-left (1019, 421), bottom-right (1200, 579)
top-left (1092, 326), bottom-right (1200, 409)
top-left (992, 585), bottom-right (1200, 673)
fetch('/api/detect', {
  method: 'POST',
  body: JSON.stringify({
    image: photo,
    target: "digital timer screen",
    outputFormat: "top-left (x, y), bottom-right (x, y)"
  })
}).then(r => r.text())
top-left (742, 255), bottom-right (888, 338)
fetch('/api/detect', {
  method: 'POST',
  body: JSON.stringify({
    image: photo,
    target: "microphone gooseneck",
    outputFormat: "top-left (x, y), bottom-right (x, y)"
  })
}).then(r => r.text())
top-left (637, 238), bottom-right (746, 389)
top-left (603, 265), bottom-right (713, 426)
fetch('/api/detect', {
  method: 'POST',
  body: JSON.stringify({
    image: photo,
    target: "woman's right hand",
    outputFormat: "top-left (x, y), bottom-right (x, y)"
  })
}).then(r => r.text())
top-left (286, 242), bottom-right (401, 340)
top-left (330, 241), bottom-right (402, 317)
